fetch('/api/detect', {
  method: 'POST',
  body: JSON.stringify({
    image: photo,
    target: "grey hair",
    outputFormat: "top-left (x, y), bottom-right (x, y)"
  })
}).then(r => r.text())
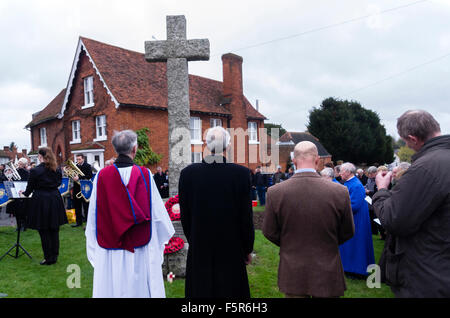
top-left (112, 130), bottom-right (138, 155)
top-left (320, 167), bottom-right (335, 178)
top-left (397, 110), bottom-right (440, 141)
top-left (341, 162), bottom-right (356, 175)
top-left (398, 162), bottom-right (411, 171)
top-left (206, 126), bottom-right (231, 154)
top-left (367, 166), bottom-right (378, 174)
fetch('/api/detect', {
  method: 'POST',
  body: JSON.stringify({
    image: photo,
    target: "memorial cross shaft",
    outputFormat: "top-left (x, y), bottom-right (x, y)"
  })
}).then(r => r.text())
top-left (145, 15), bottom-right (210, 197)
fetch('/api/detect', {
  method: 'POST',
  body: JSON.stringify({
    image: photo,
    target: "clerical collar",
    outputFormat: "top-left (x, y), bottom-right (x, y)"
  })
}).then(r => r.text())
top-left (202, 155), bottom-right (227, 164)
top-left (114, 154), bottom-right (135, 168)
top-left (295, 168), bottom-right (316, 174)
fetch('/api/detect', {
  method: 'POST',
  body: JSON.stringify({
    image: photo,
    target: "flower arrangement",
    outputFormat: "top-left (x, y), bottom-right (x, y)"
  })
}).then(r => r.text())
top-left (164, 194), bottom-right (184, 254)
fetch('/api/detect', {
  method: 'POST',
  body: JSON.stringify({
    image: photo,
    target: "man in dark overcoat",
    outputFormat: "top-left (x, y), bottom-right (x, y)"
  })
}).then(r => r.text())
top-left (374, 110), bottom-right (450, 297)
top-left (179, 126), bottom-right (255, 298)
top-left (153, 166), bottom-right (168, 198)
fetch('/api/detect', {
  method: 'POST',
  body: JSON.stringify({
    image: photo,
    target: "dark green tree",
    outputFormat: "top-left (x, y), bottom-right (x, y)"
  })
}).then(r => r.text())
top-left (134, 128), bottom-right (163, 166)
top-left (307, 97), bottom-right (394, 165)
top-left (264, 123), bottom-right (287, 138)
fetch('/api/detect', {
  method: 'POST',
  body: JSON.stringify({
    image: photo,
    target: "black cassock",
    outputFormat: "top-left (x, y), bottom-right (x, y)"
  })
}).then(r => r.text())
top-left (179, 156), bottom-right (255, 298)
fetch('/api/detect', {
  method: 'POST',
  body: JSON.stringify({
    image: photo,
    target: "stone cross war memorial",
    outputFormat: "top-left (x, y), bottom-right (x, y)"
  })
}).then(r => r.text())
top-left (145, 15), bottom-right (210, 198)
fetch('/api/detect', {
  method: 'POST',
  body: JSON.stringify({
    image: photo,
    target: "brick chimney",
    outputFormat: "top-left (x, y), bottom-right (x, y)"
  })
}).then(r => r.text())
top-left (222, 53), bottom-right (243, 98)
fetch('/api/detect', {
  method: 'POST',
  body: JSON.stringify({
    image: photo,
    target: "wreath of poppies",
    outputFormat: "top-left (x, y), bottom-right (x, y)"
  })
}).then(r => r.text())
top-left (165, 195), bottom-right (181, 221)
top-left (164, 195), bottom-right (184, 254)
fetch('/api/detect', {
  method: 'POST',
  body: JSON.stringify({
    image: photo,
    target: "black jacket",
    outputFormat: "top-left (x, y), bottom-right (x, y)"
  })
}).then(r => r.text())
top-left (179, 155), bottom-right (255, 297)
top-left (72, 161), bottom-right (93, 197)
top-left (23, 163), bottom-right (67, 230)
top-left (373, 135), bottom-right (450, 297)
top-left (253, 172), bottom-right (268, 187)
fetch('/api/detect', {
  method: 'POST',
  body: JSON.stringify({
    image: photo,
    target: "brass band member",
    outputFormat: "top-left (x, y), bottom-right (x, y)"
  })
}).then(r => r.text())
top-left (6, 158), bottom-right (30, 231)
top-left (71, 154), bottom-right (92, 228)
top-left (21, 147), bottom-right (68, 265)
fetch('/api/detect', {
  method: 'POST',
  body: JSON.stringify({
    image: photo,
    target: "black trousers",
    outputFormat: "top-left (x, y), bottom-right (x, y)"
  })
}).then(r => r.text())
top-left (73, 197), bottom-right (89, 225)
top-left (38, 228), bottom-right (60, 262)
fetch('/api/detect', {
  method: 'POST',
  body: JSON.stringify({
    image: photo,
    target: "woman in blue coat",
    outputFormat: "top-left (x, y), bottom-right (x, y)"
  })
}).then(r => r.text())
top-left (338, 163), bottom-right (375, 277)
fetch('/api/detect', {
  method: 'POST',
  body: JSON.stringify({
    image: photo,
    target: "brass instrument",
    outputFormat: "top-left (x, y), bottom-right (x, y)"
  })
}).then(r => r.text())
top-left (5, 161), bottom-right (21, 181)
top-left (63, 159), bottom-right (85, 200)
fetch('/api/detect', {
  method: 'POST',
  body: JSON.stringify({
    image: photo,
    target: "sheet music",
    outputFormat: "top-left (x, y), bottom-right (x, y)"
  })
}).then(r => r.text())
top-left (3, 181), bottom-right (29, 198)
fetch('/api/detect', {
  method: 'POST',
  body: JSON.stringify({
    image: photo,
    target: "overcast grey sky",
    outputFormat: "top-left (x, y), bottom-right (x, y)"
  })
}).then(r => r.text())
top-left (1, 0), bottom-right (449, 152)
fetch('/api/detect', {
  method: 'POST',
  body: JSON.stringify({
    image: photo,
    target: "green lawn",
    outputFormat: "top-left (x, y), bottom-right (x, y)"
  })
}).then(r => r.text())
top-left (0, 218), bottom-right (393, 298)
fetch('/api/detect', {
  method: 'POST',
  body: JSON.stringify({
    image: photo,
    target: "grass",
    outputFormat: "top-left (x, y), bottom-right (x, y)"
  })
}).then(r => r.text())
top-left (0, 215), bottom-right (394, 298)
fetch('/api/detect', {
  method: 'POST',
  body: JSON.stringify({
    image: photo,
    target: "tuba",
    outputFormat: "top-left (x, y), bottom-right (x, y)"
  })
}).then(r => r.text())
top-left (63, 159), bottom-right (85, 199)
top-left (5, 161), bottom-right (21, 181)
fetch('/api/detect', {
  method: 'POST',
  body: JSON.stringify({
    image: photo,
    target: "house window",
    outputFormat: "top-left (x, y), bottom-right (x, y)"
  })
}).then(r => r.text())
top-left (190, 117), bottom-right (202, 143)
top-left (83, 76), bottom-right (94, 108)
top-left (39, 127), bottom-right (47, 147)
top-left (191, 152), bottom-right (202, 163)
top-left (210, 118), bottom-right (222, 128)
top-left (94, 115), bottom-right (107, 141)
top-left (71, 120), bottom-right (81, 143)
top-left (248, 122), bottom-right (258, 143)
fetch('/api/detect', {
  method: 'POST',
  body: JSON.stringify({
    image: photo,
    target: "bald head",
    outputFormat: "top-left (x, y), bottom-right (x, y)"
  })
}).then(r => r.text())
top-left (294, 141), bottom-right (318, 160)
top-left (293, 141), bottom-right (319, 169)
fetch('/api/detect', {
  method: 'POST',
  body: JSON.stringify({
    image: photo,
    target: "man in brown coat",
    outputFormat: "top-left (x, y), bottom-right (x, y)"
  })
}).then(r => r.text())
top-left (262, 141), bottom-right (355, 298)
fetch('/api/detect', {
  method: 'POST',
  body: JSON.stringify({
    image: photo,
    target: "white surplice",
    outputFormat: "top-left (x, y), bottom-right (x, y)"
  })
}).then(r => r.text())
top-left (85, 167), bottom-right (175, 298)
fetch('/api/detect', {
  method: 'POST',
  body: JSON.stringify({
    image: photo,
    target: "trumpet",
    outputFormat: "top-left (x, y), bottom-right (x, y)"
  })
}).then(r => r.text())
top-left (63, 159), bottom-right (85, 199)
top-left (5, 161), bottom-right (21, 181)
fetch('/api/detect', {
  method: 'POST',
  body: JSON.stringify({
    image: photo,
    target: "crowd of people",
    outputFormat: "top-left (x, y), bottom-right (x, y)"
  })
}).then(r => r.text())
top-left (1, 109), bottom-right (449, 299)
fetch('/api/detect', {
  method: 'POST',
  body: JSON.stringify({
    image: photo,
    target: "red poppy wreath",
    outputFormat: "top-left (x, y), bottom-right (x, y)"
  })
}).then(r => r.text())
top-left (164, 195), bottom-right (184, 254)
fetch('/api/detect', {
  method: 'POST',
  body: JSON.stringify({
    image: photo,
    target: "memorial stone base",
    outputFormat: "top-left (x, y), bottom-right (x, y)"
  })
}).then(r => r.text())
top-left (162, 220), bottom-right (188, 278)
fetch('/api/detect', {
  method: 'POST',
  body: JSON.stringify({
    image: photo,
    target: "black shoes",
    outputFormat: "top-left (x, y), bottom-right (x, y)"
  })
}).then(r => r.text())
top-left (40, 259), bottom-right (56, 266)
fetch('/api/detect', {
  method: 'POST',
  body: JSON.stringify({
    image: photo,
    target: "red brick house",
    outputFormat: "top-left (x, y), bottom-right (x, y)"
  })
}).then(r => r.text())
top-left (26, 37), bottom-right (267, 171)
top-left (278, 131), bottom-right (332, 172)
top-left (0, 146), bottom-right (29, 165)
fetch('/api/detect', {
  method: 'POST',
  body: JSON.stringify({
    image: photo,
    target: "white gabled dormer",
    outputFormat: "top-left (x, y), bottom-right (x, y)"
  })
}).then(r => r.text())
top-left (58, 37), bottom-right (119, 119)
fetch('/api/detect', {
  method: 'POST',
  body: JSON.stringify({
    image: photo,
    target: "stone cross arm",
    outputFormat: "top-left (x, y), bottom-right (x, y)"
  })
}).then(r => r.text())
top-left (145, 39), bottom-right (210, 62)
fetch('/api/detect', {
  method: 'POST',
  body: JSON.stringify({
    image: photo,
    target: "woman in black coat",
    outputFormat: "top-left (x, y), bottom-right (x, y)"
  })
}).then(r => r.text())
top-left (21, 147), bottom-right (67, 265)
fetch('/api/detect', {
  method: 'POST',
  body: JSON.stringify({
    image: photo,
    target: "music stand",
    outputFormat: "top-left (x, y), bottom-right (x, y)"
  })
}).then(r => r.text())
top-left (0, 181), bottom-right (32, 261)
top-left (0, 216), bottom-right (32, 261)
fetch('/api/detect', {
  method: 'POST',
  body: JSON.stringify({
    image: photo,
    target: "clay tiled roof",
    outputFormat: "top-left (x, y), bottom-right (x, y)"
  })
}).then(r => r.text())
top-left (81, 37), bottom-right (264, 119)
top-left (279, 132), bottom-right (331, 157)
top-left (26, 88), bottom-right (66, 128)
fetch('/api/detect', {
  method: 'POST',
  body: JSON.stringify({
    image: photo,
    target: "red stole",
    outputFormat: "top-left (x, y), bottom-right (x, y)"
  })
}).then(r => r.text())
top-left (96, 164), bottom-right (152, 253)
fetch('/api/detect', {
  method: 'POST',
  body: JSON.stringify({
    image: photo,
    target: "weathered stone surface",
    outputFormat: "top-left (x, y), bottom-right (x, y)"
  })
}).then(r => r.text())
top-left (162, 243), bottom-right (189, 278)
top-left (172, 220), bottom-right (187, 243)
top-left (145, 15), bottom-right (210, 198)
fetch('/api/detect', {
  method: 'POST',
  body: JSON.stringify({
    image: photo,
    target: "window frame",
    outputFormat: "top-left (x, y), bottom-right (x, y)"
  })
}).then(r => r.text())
top-left (39, 127), bottom-right (47, 147)
top-left (190, 117), bottom-right (203, 144)
top-left (93, 115), bottom-right (107, 141)
top-left (82, 76), bottom-right (94, 109)
top-left (210, 118), bottom-right (222, 128)
top-left (70, 120), bottom-right (81, 144)
top-left (248, 121), bottom-right (258, 144)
